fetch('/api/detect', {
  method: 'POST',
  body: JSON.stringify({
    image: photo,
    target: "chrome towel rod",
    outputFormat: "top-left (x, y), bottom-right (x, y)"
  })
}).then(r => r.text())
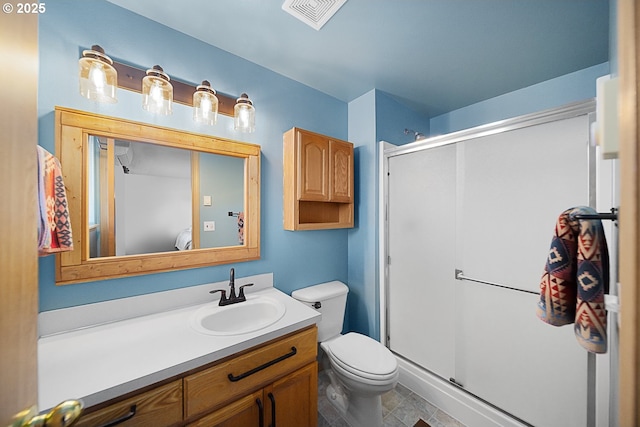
top-left (455, 269), bottom-right (539, 295)
top-left (455, 269), bottom-right (620, 313)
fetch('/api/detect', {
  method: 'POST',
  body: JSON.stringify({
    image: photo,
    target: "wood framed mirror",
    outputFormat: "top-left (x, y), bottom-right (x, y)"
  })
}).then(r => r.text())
top-left (54, 107), bottom-right (260, 285)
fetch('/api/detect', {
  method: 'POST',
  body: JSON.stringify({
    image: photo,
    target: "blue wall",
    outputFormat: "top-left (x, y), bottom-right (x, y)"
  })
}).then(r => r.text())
top-left (347, 90), bottom-right (430, 339)
top-left (198, 154), bottom-right (244, 248)
top-left (430, 62), bottom-right (610, 135)
top-left (346, 90), bottom-right (377, 336)
top-left (38, 0), bottom-right (350, 311)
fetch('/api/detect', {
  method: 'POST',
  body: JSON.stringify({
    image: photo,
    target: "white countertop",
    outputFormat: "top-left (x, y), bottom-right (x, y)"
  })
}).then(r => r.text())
top-left (38, 276), bottom-right (320, 411)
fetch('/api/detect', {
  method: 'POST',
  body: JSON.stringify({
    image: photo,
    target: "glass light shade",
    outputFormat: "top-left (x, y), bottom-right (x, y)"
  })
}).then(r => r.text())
top-left (142, 65), bottom-right (173, 115)
top-left (234, 93), bottom-right (255, 133)
top-left (193, 81), bottom-right (219, 125)
top-left (79, 45), bottom-right (117, 103)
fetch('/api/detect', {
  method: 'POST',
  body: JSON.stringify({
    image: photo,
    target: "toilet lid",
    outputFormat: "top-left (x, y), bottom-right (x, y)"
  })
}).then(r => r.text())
top-left (326, 333), bottom-right (398, 379)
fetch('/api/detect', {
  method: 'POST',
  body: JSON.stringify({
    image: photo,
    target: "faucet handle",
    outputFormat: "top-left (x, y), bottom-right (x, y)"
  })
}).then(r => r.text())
top-left (209, 289), bottom-right (228, 305)
top-left (238, 283), bottom-right (253, 299)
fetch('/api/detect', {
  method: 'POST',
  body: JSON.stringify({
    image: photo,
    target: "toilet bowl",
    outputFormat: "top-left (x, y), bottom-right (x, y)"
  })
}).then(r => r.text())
top-left (292, 281), bottom-right (399, 427)
top-left (323, 333), bottom-right (399, 394)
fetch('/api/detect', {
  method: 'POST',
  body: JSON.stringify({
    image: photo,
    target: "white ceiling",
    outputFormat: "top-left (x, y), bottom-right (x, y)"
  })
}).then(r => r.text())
top-left (105, 0), bottom-right (609, 117)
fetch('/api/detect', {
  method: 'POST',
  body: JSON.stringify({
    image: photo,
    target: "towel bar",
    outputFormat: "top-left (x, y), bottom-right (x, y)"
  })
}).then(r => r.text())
top-left (454, 269), bottom-right (539, 295)
top-left (456, 270), bottom-right (620, 314)
top-left (574, 207), bottom-right (618, 224)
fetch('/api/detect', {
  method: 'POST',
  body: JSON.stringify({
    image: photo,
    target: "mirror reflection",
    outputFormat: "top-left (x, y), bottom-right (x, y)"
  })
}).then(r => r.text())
top-left (87, 136), bottom-right (245, 258)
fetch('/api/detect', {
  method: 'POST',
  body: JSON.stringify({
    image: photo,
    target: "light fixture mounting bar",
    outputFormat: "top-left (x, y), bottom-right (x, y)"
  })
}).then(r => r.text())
top-left (111, 60), bottom-right (236, 117)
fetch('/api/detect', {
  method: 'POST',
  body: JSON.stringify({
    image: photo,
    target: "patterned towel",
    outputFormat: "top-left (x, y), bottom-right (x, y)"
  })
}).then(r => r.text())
top-left (536, 206), bottom-right (609, 353)
top-left (37, 146), bottom-right (73, 255)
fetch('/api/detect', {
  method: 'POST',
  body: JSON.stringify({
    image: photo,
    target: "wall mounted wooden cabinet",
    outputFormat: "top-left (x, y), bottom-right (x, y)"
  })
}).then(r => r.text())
top-left (283, 128), bottom-right (354, 230)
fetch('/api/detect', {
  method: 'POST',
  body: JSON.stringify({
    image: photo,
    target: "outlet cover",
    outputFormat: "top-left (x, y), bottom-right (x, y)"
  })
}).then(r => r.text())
top-left (204, 221), bottom-right (215, 231)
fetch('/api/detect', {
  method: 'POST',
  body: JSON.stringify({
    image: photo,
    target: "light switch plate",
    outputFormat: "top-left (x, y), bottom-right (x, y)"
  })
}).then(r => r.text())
top-left (203, 195), bottom-right (212, 206)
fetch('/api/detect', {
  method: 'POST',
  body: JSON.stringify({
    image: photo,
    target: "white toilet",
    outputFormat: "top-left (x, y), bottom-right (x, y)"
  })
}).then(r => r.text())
top-left (292, 281), bottom-right (399, 427)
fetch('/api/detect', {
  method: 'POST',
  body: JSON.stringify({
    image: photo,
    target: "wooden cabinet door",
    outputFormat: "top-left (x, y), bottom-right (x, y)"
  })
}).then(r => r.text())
top-left (298, 131), bottom-right (329, 201)
top-left (265, 362), bottom-right (318, 427)
top-left (187, 390), bottom-right (264, 427)
top-left (329, 139), bottom-right (353, 203)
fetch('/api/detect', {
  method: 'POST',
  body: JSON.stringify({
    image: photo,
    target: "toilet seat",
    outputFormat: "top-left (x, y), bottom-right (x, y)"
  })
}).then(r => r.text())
top-left (323, 333), bottom-right (398, 383)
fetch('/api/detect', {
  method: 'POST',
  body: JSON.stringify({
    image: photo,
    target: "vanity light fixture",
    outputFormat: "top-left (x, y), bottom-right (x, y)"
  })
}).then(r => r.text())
top-left (193, 80), bottom-right (219, 125)
top-left (142, 65), bottom-right (173, 115)
top-left (78, 45), bottom-right (117, 103)
top-left (80, 45), bottom-right (253, 129)
top-left (234, 93), bottom-right (255, 133)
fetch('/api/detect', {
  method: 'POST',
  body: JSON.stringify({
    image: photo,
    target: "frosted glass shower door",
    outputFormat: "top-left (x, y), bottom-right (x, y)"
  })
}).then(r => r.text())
top-left (384, 109), bottom-right (598, 427)
top-left (387, 144), bottom-right (457, 381)
top-left (454, 115), bottom-right (591, 427)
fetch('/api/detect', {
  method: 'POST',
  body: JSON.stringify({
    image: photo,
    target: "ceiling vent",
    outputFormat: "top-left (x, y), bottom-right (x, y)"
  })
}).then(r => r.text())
top-left (282, 0), bottom-right (347, 31)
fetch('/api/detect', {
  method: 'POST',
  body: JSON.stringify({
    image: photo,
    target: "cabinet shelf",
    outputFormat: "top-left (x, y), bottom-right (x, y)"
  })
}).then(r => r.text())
top-left (297, 201), bottom-right (353, 229)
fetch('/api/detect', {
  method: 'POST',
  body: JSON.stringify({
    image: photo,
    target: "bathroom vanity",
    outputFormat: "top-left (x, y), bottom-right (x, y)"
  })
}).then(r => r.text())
top-left (73, 327), bottom-right (317, 426)
top-left (38, 274), bottom-right (320, 427)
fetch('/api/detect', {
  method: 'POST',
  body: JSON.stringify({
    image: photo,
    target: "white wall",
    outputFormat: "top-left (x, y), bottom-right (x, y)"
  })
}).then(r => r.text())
top-left (121, 174), bottom-right (191, 255)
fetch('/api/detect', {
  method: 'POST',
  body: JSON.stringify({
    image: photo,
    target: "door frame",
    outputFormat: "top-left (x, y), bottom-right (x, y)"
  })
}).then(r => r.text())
top-left (0, 10), bottom-right (40, 426)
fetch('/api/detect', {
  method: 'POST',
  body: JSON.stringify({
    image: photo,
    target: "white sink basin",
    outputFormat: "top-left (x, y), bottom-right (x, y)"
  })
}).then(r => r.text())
top-left (190, 296), bottom-right (286, 336)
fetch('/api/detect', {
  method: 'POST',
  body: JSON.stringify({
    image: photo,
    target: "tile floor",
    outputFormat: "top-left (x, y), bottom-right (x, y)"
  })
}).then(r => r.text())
top-left (317, 369), bottom-right (466, 427)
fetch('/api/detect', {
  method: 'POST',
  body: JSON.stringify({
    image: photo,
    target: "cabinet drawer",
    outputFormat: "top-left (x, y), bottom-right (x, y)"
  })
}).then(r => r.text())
top-left (74, 380), bottom-right (182, 427)
top-left (186, 389), bottom-right (264, 427)
top-left (184, 326), bottom-right (317, 418)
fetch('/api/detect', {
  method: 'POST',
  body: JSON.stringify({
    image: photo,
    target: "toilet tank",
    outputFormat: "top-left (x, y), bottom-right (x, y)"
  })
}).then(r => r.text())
top-left (291, 281), bottom-right (348, 342)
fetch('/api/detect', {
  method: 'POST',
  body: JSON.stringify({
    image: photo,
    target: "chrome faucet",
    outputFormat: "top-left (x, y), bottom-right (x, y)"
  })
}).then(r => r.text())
top-left (209, 267), bottom-right (253, 306)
